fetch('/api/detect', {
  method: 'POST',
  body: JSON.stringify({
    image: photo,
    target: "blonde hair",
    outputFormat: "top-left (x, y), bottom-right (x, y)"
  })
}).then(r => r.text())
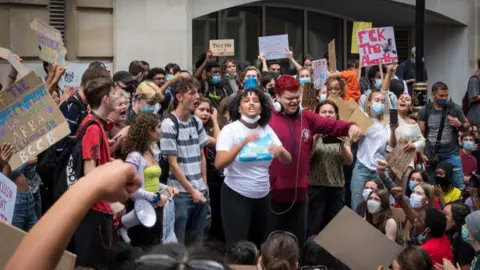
top-left (136, 80), bottom-right (164, 103)
top-left (364, 90), bottom-right (384, 119)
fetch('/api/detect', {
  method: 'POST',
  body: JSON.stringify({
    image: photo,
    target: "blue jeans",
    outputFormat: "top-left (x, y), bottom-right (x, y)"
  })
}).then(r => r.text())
top-left (426, 152), bottom-right (465, 189)
top-left (12, 192), bottom-right (38, 232)
top-left (350, 161), bottom-right (379, 210)
top-left (33, 190), bottom-right (42, 219)
top-left (173, 191), bottom-right (209, 245)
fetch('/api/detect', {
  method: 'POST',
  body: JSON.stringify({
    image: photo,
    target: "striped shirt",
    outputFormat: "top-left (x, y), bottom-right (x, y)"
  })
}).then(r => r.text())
top-left (160, 114), bottom-right (208, 192)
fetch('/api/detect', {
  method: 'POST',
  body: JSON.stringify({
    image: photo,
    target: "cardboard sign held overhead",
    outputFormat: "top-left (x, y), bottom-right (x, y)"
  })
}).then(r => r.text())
top-left (0, 48), bottom-right (30, 78)
top-left (351, 22), bottom-right (373, 54)
top-left (0, 173), bottom-right (16, 224)
top-left (0, 221), bottom-right (76, 269)
top-left (328, 39), bottom-right (336, 72)
top-left (357, 26), bottom-right (398, 67)
top-left (302, 83), bottom-right (316, 111)
top-left (30, 19), bottom-right (67, 67)
top-left (0, 72), bottom-right (70, 171)
top-left (209, 39), bottom-right (235, 57)
top-left (258, 34), bottom-right (289, 60)
top-left (315, 207), bottom-right (403, 270)
top-left (312, 59), bottom-right (328, 90)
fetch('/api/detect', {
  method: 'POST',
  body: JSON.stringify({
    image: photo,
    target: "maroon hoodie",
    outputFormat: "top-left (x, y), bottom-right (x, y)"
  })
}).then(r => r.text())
top-left (268, 109), bottom-right (352, 203)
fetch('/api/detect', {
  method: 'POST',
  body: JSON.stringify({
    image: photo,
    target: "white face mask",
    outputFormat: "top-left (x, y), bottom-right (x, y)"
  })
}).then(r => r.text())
top-left (241, 114), bottom-right (260, 124)
top-left (363, 188), bottom-right (372, 201)
top-left (409, 193), bottom-right (425, 209)
top-left (367, 200), bottom-right (382, 214)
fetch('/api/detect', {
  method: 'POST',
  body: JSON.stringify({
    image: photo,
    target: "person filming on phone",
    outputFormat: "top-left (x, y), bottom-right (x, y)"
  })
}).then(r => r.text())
top-left (417, 82), bottom-right (470, 189)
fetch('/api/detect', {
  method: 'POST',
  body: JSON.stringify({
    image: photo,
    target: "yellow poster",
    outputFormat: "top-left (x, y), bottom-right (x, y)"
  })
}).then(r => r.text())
top-left (351, 21), bottom-right (373, 54)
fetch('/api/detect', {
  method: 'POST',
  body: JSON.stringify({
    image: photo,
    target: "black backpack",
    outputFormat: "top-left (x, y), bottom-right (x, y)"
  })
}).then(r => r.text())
top-left (53, 120), bottom-right (102, 200)
top-left (159, 114), bottom-right (199, 184)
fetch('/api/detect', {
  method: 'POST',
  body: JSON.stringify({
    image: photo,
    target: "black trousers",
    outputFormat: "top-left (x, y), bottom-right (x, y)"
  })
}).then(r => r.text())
top-left (72, 210), bottom-right (113, 269)
top-left (127, 203), bottom-right (163, 249)
top-left (221, 183), bottom-right (270, 248)
top-left (268, 196), bottom-right (308, 248)
top-left (307, 186), bottom-right (345, 237)
top-left (207, 185), bottom-right (225, 243)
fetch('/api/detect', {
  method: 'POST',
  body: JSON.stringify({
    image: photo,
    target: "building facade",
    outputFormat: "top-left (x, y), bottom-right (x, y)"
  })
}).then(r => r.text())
top-left (0, 0), bottom-right (479, 103)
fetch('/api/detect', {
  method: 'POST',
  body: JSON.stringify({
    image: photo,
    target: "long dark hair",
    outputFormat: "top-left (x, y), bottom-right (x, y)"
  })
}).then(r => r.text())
top-left (406, 169), bottom-right (430, 197)
top-left (229, 88), bottom-right (272, 127)
top-left (446, 202), bottom-right (470, 239)
top-left (365, 189), bottom-right (393, 234)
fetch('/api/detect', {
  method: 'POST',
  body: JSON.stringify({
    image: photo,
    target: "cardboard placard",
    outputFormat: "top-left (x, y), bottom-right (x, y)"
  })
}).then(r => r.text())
top-left (258, 34), bottom-right (289, 60)
top-left (30, 19), bottom-right (67, 67)
top-left (0, 220), bottom-right (76, 269)
top-left (209, 39), bottom-right (235, 57)
top-left (312, 59), bottom-right (328, 90)
top-left (328, 39), bottom-right (336, 72)
top-left (0, 72), bottom-right (70, 171)
top-left (302, 83), bottom-right (316, 111)
top-left (386, 139), bottom-right (416, 185)
top-left (327, 96), bottom-right (373, 134)
top-left (357, 27), bottom-right (398, 67)
top-left (315, 207), bottom-right (403, 270)
top-left (351, 22), bottom-right (373, 54)
top-left (0, 173), bottom-right (16, 224)
top-left (0, 48), bottom-right (30, 79)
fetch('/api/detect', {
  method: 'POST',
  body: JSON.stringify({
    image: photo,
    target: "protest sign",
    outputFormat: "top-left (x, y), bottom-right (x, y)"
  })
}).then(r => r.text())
top-left (0, 220), bottom-right (76, 269)
top-left (59, 62), bottom-right (112, 90)
top-left (209, 39), bottom-right (235, 57)
top-left (30, 19), bottom-right (67, 67)
top-left (357, 27), bottom-right (398, 67)
top-left (328, 39), bottom-right (336, 72)
top-left (302, 83), bottom-right (316, 111)
top-left (351, 22), bottom-right (373, 54)
top-left (0, 72), bottom-right (70, 171)
top-left (386, 139), bottom-right (416, 185)
top-left (312, 59), bottom-right (328, 90)
top-left (0, 48), bottom-right (29, 79)
top-left (258, 34), bottom-right (289, 60)
top-left (0, 173), bottom-right (16, 225)
top-left (315, 207), bottom-right (403, 270)
top-left (328, 96), bottom-right (373, 134)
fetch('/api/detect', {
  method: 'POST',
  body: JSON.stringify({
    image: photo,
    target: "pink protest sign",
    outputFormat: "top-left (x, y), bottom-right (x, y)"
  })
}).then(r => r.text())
top-left (0, 173), bottom-right (17, 225)
top-left (357, 27), bottom-right (398, 67)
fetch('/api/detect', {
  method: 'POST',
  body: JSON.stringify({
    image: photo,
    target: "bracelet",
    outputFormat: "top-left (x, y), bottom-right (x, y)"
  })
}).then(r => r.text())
top-left (152, 192), bottom-right (161, 204)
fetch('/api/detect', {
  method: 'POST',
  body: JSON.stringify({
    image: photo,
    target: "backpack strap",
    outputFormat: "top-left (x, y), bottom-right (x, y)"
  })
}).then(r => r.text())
top-left (76, 119), bottom-right (105, 150)
top-left (166, 114), bottom-right (180, 141)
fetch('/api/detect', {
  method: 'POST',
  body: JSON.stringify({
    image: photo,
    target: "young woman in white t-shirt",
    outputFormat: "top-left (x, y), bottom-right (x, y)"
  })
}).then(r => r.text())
top-left (215, 88), bottom-right (292, 247)
top-left (351, 90), bottom-right (398, 210)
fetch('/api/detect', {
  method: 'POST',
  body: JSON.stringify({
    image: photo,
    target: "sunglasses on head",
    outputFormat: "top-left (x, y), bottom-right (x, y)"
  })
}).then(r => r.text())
top-left (136, 254), bottom-right (225, 270)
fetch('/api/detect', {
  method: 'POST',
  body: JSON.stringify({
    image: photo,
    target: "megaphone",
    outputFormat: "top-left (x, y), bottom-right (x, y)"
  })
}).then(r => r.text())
top-left (117, 199), bottom-right (156, 244)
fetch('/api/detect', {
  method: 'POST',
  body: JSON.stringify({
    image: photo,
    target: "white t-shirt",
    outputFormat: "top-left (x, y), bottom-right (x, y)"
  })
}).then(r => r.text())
top-left (216, 120), bottom-right (282, 199)
top-left (357, 119), bottom-right (391, 171)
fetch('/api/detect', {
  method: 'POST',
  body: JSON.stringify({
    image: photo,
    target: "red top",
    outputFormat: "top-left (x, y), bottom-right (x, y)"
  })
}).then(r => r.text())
top-left (268, 109), bottom-right (352, 203)
top-left (460, 149), bottom-right (477, 177)
top-left (78, 114), bottom-right (113, 215)
top-left (421, 234), bottom-right (454, 266)
top-left (342, 70), bottom-right (361, 102)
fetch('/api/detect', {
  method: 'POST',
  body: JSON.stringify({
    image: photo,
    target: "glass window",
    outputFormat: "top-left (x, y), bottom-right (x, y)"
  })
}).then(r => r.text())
top-left (307, 11), bottom-right (343, 70)
top-left (218, 6), bottom-right (262, 66)
top-left (192, 13), bottom-right (217, 68)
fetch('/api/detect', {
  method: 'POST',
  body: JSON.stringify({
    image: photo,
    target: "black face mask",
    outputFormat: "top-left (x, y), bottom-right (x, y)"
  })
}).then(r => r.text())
top-left (435, 176), bottom-right (449, 187)
top-left (268, 87), bottom-right (275, 96)
top-left (271, 72), bottom-right (280, 80)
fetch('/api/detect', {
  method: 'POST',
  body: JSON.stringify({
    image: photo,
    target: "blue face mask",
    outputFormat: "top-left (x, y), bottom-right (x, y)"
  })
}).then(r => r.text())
top-left (299, 77), bottom-right (311, 86)
top-left (211, 75), bottom-right (221, 85)
top-left (166, 74), bottom-right (174, 81)
top-left (437, 98), bottom-right (447, 105)
top-left (375, 79), bottom-right (383, 89)
top-left (141, 104), bottom-right (156, 113)
top-left (462, 226), bottom-right (473, 245)
top-left (371, 102), bottom-right (385, 115)
top-left (244, 77), bottom-right (258, 90)
top-left (409, 181), bottom-right (418, 191)
top-left (464, 141), bottom-right (474, 151)
top-left (319, 93), bottom-right (327, 101)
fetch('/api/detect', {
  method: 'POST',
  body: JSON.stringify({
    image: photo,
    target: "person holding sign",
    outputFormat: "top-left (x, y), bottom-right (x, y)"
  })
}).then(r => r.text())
top-left (328, 60), bottom-right (361, 102)
top-left (359, 64), bottom-right (398, 113)
top-left (350, 90), bottom-right (398, 210)
top-left (268, 75), bottom-right (362, 247)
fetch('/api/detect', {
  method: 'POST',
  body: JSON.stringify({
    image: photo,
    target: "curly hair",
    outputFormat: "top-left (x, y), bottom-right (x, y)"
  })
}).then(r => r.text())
top-left (229, 88), bottom-right (272, 127)
top-left (325, 76), bottom-right (346, 98)
top-left (122, 112), bottom-right (160, 156)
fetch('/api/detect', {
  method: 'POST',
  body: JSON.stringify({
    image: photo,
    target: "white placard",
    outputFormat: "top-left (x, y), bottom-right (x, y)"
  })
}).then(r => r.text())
top-left (258, 34), bottom-right (289, 60)
top-left (59, 62), bottom-right (113, 90)
top-left (0, 173), bottom-right (17, 225)
top-left (312, 59), bottom-right (328, 89)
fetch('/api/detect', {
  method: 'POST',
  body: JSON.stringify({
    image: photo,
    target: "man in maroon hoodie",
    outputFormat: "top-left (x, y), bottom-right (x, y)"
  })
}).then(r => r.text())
top-left (268, 75), bottom-right (362, 247)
